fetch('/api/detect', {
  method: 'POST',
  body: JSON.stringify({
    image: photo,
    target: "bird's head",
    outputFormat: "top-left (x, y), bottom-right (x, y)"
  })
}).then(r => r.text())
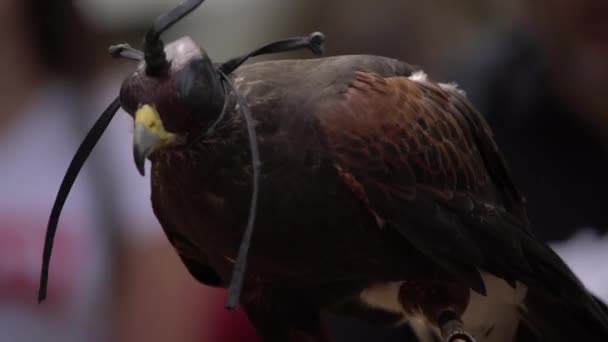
top-left (119, 36), bottom-right (225, 174)
top-left (112, 0), bottom-right (226, 175)
top-left (110, 0), bottom-right (324, 175)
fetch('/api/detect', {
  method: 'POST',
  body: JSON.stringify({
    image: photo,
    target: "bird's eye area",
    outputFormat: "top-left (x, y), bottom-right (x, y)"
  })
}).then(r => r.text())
top-left (176, 57), bottom-right (225, 121)
top-left (176, 58), bottom-right (203, 104)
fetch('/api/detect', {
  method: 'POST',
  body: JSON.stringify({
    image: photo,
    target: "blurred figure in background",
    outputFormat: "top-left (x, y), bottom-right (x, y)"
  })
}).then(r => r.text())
top-left (449, 0), bottom-right (608, 301)
top-left (0, 1), bottom-right (232, 341)
top-left (0, 2), bottom-right (113, 341)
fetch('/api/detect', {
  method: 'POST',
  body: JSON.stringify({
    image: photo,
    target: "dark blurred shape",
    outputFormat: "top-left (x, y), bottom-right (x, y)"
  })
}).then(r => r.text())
top-left (23, 0), bottom-right (96, 78)
top-left (451, 0), bottom-right (608, 242)
top-left (328, 315), bottom-right (420, 342)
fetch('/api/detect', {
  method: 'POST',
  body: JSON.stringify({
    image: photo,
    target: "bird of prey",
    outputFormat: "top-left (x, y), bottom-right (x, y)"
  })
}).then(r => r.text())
top-left (38, 1), bottom-right (608, 341)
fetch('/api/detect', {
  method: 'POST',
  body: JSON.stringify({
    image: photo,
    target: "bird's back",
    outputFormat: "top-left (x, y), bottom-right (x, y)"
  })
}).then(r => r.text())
top-left (152, 54), bottom-right (608, 341)
top-left (233, 55), bottom-right (608, 340)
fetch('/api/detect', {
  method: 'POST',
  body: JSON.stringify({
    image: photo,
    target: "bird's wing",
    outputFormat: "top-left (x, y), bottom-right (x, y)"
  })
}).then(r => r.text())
top-left (316, 71), bottom-right (532, 293)
top-left (316, 71), bottom-right (608, 338)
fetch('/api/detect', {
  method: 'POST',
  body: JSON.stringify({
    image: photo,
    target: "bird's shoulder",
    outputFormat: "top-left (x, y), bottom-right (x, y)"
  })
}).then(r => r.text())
top-left (234, 55), bottom-right (527, 226)
top-left (316, 68), bottom-right (527, 220)
top-left (233, 54), bottom-right (417, 105)
top-left (310, 65), bottom-right (533, 292)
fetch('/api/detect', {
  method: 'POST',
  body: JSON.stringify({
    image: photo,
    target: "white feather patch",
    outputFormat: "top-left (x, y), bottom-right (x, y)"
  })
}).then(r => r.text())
top-left (358, 273), bottom-right (527, 342)
top-left (461, 272), bottom-right (528, 342)
top-left (408, 70), bottom-right (428, 83)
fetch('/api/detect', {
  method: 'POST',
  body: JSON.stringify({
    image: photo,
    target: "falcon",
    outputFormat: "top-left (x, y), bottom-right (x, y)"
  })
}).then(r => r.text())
top-left (38, 1), bottom-right (608, 341)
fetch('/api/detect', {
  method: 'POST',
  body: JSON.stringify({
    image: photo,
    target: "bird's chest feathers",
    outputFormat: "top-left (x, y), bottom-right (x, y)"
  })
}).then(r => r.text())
top-left (151, 149), bottom-right (250, 259)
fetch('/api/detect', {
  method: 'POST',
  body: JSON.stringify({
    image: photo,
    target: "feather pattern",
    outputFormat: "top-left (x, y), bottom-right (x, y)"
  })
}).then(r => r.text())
top-left (125, 54), bottom-right (608, 341)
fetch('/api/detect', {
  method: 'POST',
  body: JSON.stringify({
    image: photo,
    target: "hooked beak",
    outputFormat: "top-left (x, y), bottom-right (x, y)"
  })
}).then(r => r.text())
top-left (133, 104), bottom-right (176, 176)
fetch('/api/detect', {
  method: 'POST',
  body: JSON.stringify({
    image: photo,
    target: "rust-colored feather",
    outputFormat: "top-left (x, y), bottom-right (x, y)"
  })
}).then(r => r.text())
top-left (319, 72), bottom-right (517, 211)
top-left (317, 71), bottom-right (534, 292)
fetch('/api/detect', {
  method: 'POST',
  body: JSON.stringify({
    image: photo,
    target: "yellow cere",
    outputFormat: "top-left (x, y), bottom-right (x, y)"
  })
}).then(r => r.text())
top-left (135, 104), bottom-right (175, 140)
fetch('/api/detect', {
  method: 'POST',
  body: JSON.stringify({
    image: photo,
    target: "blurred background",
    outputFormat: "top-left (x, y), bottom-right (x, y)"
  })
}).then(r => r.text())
top-left (0, 0), bottom-right (606, 341)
